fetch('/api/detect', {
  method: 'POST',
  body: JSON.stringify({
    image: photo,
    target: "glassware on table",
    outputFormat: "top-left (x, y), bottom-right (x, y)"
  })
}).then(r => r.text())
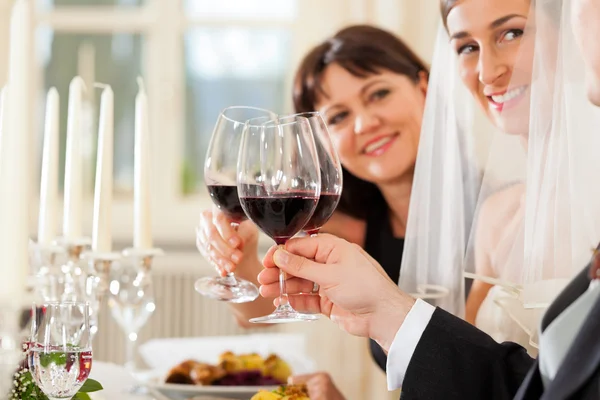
top-left (281, 112), bottom-right (343, 236)
top-left (28, 302), bottom-right (92, 400)
top-left (238, 116), bottom-right (321, 323)
top-left (33, 242), bottom-right (101, 339)
top-left (196, 106), bottom-right (277, 303)
top-left (107, 256), bottom-right (155, 374)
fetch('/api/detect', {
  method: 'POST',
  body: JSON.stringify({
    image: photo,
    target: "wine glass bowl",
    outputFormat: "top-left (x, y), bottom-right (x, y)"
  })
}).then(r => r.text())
top-left (238, 116), bottom-right (321, 323)
top-left (283, 113), bottom-right (343, 236)
top-left (28, 302), bottom-right (92, 400)
top-left (196, 107), bottom-right (276, 303)
top-left (107, 256), bottom-right (155, 373)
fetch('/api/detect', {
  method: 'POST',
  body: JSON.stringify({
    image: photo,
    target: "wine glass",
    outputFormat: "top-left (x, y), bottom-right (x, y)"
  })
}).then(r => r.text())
top-left (107, 256), bottom-right (155, 376)
top-left (282, 112), bottom-right (343, 235)
top-left (196, 106), bottom-right (276, 303)
top-left (28, 302), bottom-right (93, 400)
top-left (238, 116), bottom-right (321, 323)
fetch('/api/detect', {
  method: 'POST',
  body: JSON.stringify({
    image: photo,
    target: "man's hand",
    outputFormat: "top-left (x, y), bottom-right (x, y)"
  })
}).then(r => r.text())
top-left (258, 234), bottom-right (415, 351)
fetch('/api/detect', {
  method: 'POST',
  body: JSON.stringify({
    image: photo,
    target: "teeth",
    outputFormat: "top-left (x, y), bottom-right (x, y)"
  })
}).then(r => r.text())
top-left (364, 136), bottom-right (394, 154)
top-left (491, 86), bottom-right (526, 104)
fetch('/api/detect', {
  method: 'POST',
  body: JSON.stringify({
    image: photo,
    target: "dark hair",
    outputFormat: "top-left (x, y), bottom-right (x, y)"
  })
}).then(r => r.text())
top-left (292, 25), bottom-right (429, 220)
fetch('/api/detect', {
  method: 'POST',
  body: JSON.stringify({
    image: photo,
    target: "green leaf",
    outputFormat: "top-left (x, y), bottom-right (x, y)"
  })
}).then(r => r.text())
top-left (39, 351), bottom-right (67, 367)
top-left (74, 393), bottom-right (91, 400)
top-left (79, 378), bottom-right (103, 393)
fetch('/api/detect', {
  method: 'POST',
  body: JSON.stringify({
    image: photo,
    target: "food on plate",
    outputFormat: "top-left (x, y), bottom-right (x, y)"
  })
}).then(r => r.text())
top-left (165, 359), bottom-right (226, 385)
top-left (219, 351), bottom-right (266, 374)
top-left (251, 384), bottom-right (310, 400)
top-left (264, 354), bottom-right (292, 383)
top-left (164, 352), bottom-right (293, 386)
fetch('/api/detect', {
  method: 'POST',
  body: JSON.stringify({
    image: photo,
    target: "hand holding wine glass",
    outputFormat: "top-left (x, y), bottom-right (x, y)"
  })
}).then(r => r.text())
top-left (196, 207), bottom-right (259, 277)
top-left (196, 106), bottom-right (276, 303)
top-left (238, 116), bottom-right (321, 323)
top-left (28, 302), bottom-right (93, 400)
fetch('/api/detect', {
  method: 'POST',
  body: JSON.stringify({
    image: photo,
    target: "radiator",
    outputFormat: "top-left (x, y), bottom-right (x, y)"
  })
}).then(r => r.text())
top-left (92, 250), bottom-right (397, 400)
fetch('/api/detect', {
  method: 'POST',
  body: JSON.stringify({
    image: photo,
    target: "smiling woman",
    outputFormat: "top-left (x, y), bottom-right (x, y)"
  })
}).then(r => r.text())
top-left (418, 0), bottom-right (579, 356)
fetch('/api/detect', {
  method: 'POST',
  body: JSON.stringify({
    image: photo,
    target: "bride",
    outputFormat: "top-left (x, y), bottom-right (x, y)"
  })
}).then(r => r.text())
top-left (399, 0), bottom-right (600, 354)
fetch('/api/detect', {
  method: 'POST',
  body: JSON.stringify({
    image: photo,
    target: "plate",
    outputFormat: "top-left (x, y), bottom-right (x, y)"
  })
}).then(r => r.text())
top-left (146, 379), bottom-right (278, 400)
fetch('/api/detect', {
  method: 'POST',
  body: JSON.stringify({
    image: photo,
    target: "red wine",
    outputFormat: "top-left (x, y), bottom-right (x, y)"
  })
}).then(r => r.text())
top-left (303, 193), bottom-right (341, 235)
top-left (240, 194), bottom-right (318, 244)
top-left (207, 185), bottom-right (247, 223)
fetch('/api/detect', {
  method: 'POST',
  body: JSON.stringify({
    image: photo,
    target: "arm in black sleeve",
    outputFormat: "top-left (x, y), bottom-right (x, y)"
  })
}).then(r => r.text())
top-left (401, 308), bottom-right (535, 400)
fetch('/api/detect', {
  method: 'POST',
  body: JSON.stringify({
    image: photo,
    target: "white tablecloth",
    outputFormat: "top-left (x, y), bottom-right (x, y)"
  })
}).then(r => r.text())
top-left (89, 361), bottom-right (155, 400)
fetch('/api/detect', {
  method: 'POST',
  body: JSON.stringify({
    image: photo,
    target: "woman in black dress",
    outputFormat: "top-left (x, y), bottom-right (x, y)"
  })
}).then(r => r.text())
top-left (197, 25), bottom-right (429, 399)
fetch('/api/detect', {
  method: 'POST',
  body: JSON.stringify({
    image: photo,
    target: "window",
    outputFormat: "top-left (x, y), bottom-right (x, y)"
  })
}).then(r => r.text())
top-left (32, 0), bottom-right (298, 244)
top-left (39, 30), bottom-right (143, 195)
top-left (183, 27), bottom-right (292, 193)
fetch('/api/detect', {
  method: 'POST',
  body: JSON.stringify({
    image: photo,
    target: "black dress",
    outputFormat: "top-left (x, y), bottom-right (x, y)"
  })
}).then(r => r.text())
top-left (364, 205), bottom-right (404, 371)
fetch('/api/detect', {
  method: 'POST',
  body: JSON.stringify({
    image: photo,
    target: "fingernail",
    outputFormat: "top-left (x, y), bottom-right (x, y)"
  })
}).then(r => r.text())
top-left (231, 251), bottom-right (242, 263)
top-left (229, 237), bottom-right (240, 247)
top-left (273, 249), bottom-right (290, 265)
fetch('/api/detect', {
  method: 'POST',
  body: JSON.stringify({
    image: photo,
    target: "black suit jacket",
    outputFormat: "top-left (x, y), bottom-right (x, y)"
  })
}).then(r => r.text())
top-left (401, 265), bottom-right (600, 400)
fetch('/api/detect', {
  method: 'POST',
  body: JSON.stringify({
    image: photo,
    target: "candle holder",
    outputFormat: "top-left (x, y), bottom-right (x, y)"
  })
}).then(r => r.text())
top-left (81, 250), bottom-right (121, 338)
top-left (51, 237), bottom-right (92, 309)
top-left (81, 251), bottom-right (121, 299)
top-left (29, 241), bottom-right (67, 303)
top-left (122, 247), bottom-right (165, 272)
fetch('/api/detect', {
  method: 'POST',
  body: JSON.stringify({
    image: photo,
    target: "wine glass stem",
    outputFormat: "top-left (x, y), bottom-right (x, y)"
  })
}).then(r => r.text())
top-left (125, 335), bottom-right (137, 373)
top-left (222, 222), bottom-right (241, 285)
top-left (278, 270), bottom-right (289, 307)
top-left (222, 272), bottom-right (237, 286)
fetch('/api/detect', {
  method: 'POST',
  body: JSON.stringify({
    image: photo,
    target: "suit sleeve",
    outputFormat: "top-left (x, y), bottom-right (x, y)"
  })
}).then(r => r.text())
top-left (400, 307), bottom-right (535, 400)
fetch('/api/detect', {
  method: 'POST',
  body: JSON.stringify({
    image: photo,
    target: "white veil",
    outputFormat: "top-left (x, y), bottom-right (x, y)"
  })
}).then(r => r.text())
top-left (398, 23), bottom-right (490, 318)
top-left (400, 0), bottom-right (600, 348)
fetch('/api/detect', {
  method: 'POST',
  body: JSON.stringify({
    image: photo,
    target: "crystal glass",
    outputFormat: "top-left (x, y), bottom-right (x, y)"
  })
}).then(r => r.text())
top-left (107, 256), bottom-right (155, 374)
top-left (28, 302), bottom-right (92, 400)
top-left (195, 106), bottom-right (276, 303)
top-left (238, 116), bottom-right (321, 323)
top-left (39, 243), bottom-right (100, 338)
top-left (282, 113), bottom-right (343, 235)
top-left (31, 244), bottom-right (67, 306)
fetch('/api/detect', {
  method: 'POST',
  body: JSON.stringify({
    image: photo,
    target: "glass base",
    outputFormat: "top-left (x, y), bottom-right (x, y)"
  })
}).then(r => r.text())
top-left (195, 275), bottom-right (259, 303)
top-left (249, 304), bottom-right (320, 324)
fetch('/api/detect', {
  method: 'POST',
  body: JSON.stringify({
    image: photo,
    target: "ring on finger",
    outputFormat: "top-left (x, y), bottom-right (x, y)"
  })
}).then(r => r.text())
top-left (311, 282), bottom-right (320, 294)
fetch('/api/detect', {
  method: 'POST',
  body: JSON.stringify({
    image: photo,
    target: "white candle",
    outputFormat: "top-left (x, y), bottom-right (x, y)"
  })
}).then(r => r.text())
top-left (134, 78), bottom-right (152, 249)
top-left (63, 76), bottom-right (85, 241)
top-left (0, 0), bottom-right (33, 303)
top-left (38, 88), bottom-right (60, 246)
top-left (92, 86), bottom-right (114, 253)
